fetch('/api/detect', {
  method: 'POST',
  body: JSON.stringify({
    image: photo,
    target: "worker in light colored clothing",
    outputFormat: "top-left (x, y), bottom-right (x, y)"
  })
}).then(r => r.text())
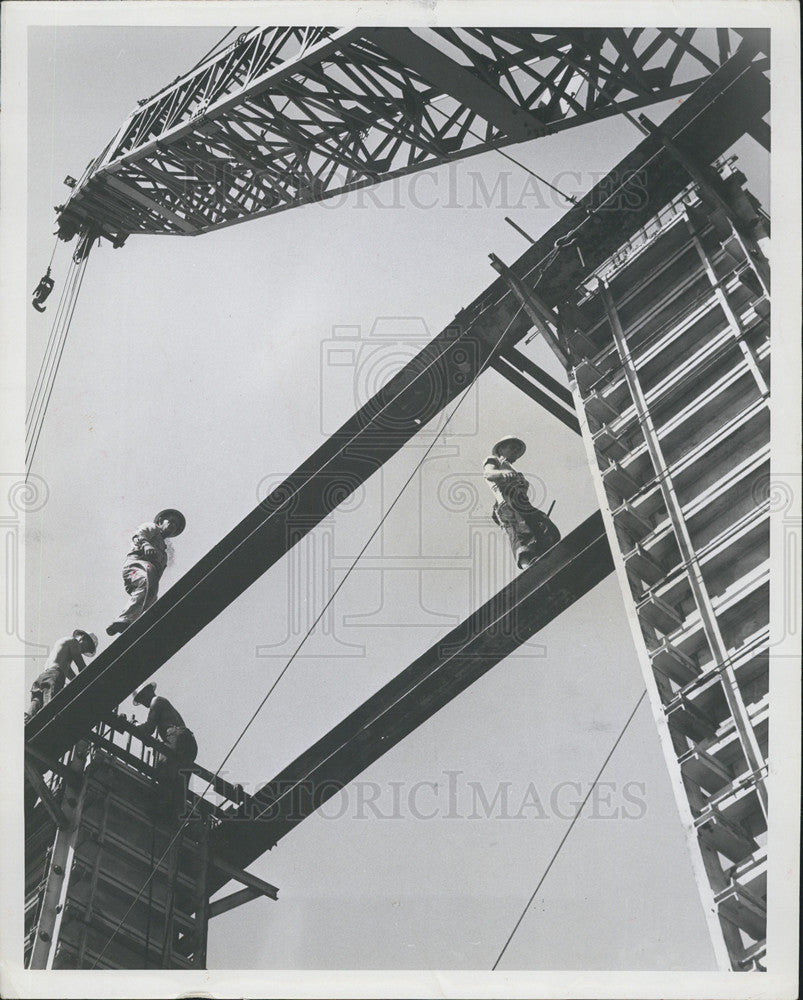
top-left (133, 682), bottom-right (198, 817)
top-left (25, 630), bottom-right (98, 722)
top-left (483, 436), bottom-right (560, 570)
top-left (106, 508), bottom-right (186, 636)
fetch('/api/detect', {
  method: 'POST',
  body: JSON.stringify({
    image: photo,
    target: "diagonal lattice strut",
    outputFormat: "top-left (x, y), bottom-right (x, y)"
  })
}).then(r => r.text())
top-left (56, 27), bottom-right (764, 245)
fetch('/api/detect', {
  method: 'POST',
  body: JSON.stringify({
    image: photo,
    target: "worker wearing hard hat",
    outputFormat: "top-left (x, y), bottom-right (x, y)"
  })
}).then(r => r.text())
top-left (25, 629), bottom-right (98, 722)
top-left (132, 682), bottom-right (197, 817)
top-left (106, 509), bottom-right (186, 636)
top-left (483, 436), bottom-right (560, 570)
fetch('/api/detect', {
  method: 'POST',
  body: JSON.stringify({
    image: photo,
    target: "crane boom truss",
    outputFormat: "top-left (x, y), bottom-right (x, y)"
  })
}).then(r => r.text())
top-left (57, 26), bottom-right (746, 243)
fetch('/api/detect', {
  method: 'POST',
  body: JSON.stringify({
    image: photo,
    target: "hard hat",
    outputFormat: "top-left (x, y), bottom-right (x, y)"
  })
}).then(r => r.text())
top-left (154, 508), bottom-right (186, 536)
top-left (492, 436), bottom-right (526, 462)
top-left (73, 629), bottom-right (98, 655)
top-left (133, 682), bottom-right (157, 706)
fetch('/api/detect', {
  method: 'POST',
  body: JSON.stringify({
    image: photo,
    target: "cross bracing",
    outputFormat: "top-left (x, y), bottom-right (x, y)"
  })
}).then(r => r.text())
top-left (56, 27), bottom-right (757, 244)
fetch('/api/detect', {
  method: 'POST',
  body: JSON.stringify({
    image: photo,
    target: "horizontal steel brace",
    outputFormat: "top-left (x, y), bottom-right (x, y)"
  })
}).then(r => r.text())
top-left (491, 354), bottom-right (581, 434)
top-left (502, 345), bottom-right (574, 407)
top-left (208, 886), bottom-right (262, 918)
top-left (210, 855), bottom-right (279, 900)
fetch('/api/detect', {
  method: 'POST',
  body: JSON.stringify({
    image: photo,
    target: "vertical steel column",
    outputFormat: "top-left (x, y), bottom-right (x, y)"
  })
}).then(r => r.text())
top-left (160, 832), bottom-right (182, 967)
top-left (193, 819), bottom-right (211, 968)
top-left (685, 216), bottom-right (769, 398)
top-left (74, 792), bottom-right (112, 967)
top-left (598, 280), bottom-right (769, 819)
top-left (27, 744), bottom-right (89, 969)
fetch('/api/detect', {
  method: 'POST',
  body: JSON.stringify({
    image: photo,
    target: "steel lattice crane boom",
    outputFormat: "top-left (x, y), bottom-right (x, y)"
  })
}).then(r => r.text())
top-left (56, 26), bottom-right (751, 249)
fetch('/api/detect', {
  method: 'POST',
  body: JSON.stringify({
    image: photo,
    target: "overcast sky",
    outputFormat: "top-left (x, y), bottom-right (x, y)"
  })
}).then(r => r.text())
top-left (20, 24), bottom-right (769, 970)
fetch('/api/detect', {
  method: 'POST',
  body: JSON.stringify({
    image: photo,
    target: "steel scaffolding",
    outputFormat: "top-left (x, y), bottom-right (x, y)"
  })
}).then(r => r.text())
top-left (25, 726), bottom-right (279, 970)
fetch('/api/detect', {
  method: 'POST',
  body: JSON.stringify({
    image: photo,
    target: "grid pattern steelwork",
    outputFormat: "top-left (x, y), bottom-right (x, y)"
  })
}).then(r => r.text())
top-left (560, 163), bottom-right (770, 971)
top-left (25, 743), bottom-right (212, 969)
top-left (25, 723), bottom-right (278, 970)
top-left (56, 27), bottom-right (749, 244)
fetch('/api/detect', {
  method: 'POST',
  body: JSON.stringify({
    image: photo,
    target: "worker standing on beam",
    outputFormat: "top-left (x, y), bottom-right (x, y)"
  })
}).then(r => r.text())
top-left (25, 629), bottom-right (98, 722)
top-left (132, 682), bottom-right (198, 818)
top-left (484, 437), bottom-right (560, 570)
top-left (106, 508), bottom-right (186, 636)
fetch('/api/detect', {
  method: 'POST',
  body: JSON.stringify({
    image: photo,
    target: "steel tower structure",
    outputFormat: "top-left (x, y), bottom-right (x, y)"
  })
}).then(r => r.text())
top-left (25, 26), bottom-right (773, 972)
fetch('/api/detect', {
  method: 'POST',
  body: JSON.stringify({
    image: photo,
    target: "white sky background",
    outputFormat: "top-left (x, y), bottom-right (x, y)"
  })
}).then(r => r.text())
top-left (19, 22), bottom-right (771, 972)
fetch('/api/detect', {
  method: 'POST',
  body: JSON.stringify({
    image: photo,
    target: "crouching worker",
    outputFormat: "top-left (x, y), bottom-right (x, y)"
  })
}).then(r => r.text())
top-left (25, 630), bottom-right (98, 723)
top-left (132, 682), bottom-right (198, 819)
top-left (483, 436), bottom-right (560, 570)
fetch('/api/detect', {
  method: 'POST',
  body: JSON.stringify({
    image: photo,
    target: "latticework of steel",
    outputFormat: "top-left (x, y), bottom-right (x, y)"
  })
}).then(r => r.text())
top-left (56, 26), bottom-right (749, 244)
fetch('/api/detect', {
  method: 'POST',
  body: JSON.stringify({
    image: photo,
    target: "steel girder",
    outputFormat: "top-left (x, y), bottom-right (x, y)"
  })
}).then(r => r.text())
top-left (26, 48), bottom-right (768, 763)
top-left (56, 27), bottom-right (751, 243)
top-left (209, 509), bottom-right (613, 882)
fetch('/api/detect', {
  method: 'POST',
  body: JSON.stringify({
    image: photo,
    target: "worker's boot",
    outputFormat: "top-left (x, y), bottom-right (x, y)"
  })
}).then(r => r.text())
top-left (106, 620), bottom-right (128, 636)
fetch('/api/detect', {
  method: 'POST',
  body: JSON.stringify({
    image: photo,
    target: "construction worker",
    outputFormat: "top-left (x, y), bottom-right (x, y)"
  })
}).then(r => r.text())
top-left (25, 630), bottom-right (98, 722)
top-left (483, 436), bottom-right (560, 570)
top-left (132, 682), bottom-right (197, 817)
top-left (106, 508), bottom-right (186, 636)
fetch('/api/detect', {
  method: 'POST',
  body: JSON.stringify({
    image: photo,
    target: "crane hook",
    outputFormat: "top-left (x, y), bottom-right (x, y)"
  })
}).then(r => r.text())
top-left (31, 267), bottom-right (55, 313)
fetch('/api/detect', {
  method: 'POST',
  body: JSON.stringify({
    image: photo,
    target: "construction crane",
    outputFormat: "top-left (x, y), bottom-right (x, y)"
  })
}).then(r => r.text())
top-left (54, 27), bottom-right (763, 250)
top-left (24, 24), bottom-right (772, 972)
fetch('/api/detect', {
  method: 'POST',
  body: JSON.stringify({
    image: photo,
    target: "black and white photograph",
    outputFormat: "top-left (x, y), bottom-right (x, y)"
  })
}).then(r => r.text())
top-left (0, 2), bottom-right (800, 997)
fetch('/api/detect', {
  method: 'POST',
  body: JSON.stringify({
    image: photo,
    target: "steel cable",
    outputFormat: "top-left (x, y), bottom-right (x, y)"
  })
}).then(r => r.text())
top-left (87, 301), bottom-right (528, 968)
top-left (491, 689), bottom-right (647, 970)
top-left (26, 243), bottom-right (92, 476)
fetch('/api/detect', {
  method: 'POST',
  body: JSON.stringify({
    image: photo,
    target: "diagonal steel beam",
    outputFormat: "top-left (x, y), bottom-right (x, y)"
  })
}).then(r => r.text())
top-left (24, 757), bottom-right (69, 830)
top-left (24, 307), bottom-right (525, 762)
top-left (491, 354), bottom-right (580, 434)
top-left (210, 510), bottom-right (613, 884)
